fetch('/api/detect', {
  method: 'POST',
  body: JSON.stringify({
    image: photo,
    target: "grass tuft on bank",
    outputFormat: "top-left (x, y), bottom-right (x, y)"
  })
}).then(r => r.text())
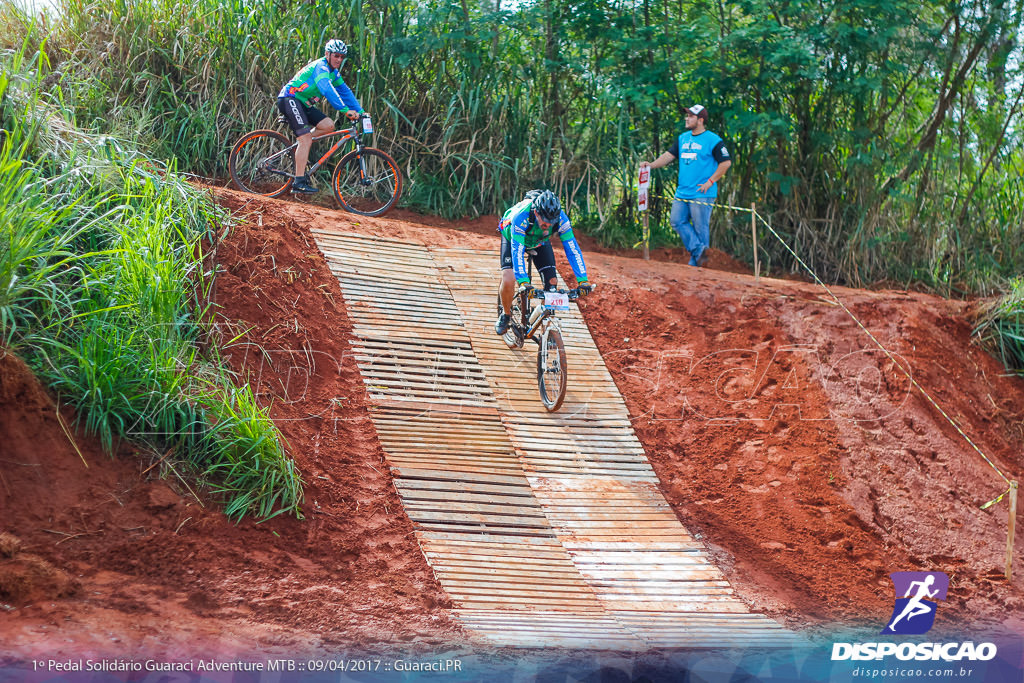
top-left (1, 44), bottom-right (302, 520)
top-left (975, 279), bottom-right (1024, 378)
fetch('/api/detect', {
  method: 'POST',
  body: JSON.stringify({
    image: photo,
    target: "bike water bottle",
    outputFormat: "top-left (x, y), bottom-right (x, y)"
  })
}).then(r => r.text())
top-left (529, 304), bottom-right (544, 325)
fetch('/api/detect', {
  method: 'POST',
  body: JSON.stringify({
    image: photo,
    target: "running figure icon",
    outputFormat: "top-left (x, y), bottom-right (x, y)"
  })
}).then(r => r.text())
top-left (881, 571), bottom-right (949, 635)
top-left (887, 575), bottom-right (938, 631)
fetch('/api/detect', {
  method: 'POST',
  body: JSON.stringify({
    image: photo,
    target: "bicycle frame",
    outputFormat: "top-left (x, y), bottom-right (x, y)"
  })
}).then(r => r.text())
top-left (523, 292), bottom-right (559, 340)
top-left (262, 121), bottom-right (367, 179)
top-left (508, 258), bottom-right (572, 343)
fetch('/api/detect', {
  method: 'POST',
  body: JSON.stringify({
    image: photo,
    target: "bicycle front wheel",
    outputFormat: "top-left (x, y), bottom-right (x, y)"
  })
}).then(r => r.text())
top-left (537, 325), bottom-right (567, 412)
top-left (332, 147), bottom-right (402, 216)
top-left (229, 129), bottom-right (295, 197)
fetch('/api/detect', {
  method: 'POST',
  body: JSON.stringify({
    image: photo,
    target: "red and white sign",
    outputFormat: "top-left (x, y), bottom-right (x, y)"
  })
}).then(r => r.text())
top-left (638, 166), bottom-right (650, 212)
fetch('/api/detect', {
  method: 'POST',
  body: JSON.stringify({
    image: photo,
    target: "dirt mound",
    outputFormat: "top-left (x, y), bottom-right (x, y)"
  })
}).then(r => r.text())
top-left (2, 188), bottom-right (1022, 660)
top-left (0, 549), bottom-right (78, 606)
top-left (0, 532), bottom-right (78, 605)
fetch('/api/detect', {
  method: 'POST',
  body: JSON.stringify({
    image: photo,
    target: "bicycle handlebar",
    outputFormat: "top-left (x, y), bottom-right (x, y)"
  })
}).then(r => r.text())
top-left (517, 284), bottom-right (595, 301)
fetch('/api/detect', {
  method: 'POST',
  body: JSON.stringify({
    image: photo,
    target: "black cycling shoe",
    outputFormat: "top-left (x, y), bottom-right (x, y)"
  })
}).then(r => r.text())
top-left (291, 175), bottom-right (319, 194)
top-left (494, 312), bottom-right (511, 335)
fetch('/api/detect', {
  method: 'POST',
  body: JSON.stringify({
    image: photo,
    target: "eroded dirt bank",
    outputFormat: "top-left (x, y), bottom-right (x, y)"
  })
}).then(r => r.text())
top-left (578, 256), bottom-right (1024, 637)
top-left (2, 188), bottom-right (1022, 660)
top-left (0, 190), bottom-right (462, 659)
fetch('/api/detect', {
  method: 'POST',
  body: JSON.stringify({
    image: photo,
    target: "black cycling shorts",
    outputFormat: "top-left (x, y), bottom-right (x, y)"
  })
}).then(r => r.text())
top-left (499, 236), bottom-right (558, 290)
top-left (277, 97), bottom-right (327, 137)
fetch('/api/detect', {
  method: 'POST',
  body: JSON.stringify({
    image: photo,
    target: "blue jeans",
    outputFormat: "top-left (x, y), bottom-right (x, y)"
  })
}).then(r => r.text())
top-left (670, 198), bottom-right (712, 266)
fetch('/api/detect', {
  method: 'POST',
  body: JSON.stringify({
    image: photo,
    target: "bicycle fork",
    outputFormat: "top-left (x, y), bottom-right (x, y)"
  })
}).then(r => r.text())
top-left (539, 319), bottom-right (562, 370)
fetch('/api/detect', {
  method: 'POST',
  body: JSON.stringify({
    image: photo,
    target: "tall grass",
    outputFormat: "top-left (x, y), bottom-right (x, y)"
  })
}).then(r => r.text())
top-left (1, 43), bottom-right (302, 520)
top-left (975, 278), bottom-right (1024, 377)
top-left (2, 0), bottom-right (1022, 297)
top-left (0, 146), bottom-right (85, 347)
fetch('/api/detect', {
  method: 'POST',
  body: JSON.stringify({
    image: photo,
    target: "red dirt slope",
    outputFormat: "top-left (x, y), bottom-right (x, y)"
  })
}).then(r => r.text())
top-left (2, 188), bottom-right (1022, 660)
top-left (578, 257), bottom-right (1024, 637)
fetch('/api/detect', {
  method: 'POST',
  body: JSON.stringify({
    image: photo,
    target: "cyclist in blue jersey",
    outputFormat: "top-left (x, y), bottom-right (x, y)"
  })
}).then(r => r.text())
top-left (641, 104), bottom-right (731, 267)
top-left (495, 190), bottom-right (590, 335)
top-left (277, 39), bottom-right (367, 194)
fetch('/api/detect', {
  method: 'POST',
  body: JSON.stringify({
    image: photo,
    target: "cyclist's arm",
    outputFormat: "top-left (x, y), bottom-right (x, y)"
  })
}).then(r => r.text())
top-left (331, 77), bottom-right (362, 112)
top-left (510, 214), bottom-right (531, 284)
top-left (312, 63), bottom-right (362, 113)
top-left (556, 212), bottom-right (588, 282)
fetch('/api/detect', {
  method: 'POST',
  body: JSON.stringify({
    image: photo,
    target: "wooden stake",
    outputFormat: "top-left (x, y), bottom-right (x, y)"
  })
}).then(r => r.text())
top-left (1007, 480), bottom-right (1018, 581)
top-left (751, 203), bottom-right (759, 279)
top-left (642, 211), bottom-right (650, 261)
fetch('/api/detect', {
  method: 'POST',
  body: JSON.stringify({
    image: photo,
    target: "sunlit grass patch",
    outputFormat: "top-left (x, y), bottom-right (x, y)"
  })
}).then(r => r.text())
top-left (1, 43), bottom-right (302, 520)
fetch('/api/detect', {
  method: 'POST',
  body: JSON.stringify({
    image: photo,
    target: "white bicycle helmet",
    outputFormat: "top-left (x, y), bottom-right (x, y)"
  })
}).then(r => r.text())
top-left (325, 39), bottom-right (348, 55)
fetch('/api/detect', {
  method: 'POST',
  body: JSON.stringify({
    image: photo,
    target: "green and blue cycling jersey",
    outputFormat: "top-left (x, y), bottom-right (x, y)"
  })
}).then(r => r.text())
top-left (500, 198), bottom-right (588, 285)
top-left (278, 57), bottom-right (362, 113)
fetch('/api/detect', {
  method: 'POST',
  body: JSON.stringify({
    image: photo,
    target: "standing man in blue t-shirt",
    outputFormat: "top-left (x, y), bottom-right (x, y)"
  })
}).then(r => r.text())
top-left (640, 104), bottom-right (731, 267)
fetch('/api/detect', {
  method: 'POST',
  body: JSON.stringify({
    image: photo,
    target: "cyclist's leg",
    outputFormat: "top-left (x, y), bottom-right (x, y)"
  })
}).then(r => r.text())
top-left (307, 105), bottom-right (334, 135)
top-left (498, 235), bottom-right (516, 314)
top-left (278, 97), bottom-right (314, 175)
top-left (532, 242), bottom-right (558, 291)
top-left (298, 106), bottom-right (334, 176)
top-left (495, 236), bottom-right (518, 335)
top-left (278, 96), bottom-right (310, 137)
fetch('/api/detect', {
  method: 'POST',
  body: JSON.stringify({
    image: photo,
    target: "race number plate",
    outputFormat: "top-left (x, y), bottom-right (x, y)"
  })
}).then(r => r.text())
top-left (543, 291), bottom-right (569, 311)
top-left (362, 116), bottom-right (373, 134)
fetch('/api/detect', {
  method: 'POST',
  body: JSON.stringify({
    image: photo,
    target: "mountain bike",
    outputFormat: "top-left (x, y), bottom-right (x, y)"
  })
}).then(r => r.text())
top-left (228, 113), bottom-right (402, 217)
top-left (498, 263), bottom-right (592, 412)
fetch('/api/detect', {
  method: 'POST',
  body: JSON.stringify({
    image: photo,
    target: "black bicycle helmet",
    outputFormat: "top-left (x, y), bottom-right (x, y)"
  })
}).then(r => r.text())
top-left (530, 190), bottom-right (561, 221)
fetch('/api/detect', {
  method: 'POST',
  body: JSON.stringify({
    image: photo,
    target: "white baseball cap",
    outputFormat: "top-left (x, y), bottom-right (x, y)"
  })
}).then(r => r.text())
top-left (686, 104), bottom-right (708, 119)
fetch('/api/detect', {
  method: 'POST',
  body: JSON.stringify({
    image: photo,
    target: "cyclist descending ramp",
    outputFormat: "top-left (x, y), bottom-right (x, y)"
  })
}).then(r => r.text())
top-left (312, 229), bottom-right (796, 649)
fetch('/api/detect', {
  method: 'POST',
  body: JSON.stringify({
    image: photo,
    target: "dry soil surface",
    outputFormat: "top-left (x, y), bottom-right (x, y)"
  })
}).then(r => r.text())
top-left (2, 188), bottom-right (1022, 661)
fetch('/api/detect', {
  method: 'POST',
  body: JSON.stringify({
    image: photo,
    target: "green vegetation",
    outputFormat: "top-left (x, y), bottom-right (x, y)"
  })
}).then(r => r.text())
top-left (4, 0), bottom-right (1020, 295)
top-left (1, 44), bottom-right (302, 519)
top-left (0, 0), bottom-right (1021, 512)
top-left (975, 280), bottom-right (1024, 377)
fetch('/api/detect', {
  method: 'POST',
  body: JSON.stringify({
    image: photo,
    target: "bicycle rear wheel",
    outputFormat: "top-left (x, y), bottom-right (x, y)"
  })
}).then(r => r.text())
top-left (228, 129), bottom-right (295, 197)
top-left (537, 325), bottom-right (567, 412)
top-left (332, 147), bottom-right (402, 216)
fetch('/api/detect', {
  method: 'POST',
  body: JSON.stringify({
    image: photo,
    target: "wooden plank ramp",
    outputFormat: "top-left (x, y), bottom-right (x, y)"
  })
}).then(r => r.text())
top-left (312, 230), bottom-right (796, 649)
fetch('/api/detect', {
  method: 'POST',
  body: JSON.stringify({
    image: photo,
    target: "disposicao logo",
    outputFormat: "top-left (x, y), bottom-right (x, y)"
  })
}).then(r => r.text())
top-left (881, 571), bottom-right (948, 635)
top-left (831, 570), bottom-right (997, 663)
